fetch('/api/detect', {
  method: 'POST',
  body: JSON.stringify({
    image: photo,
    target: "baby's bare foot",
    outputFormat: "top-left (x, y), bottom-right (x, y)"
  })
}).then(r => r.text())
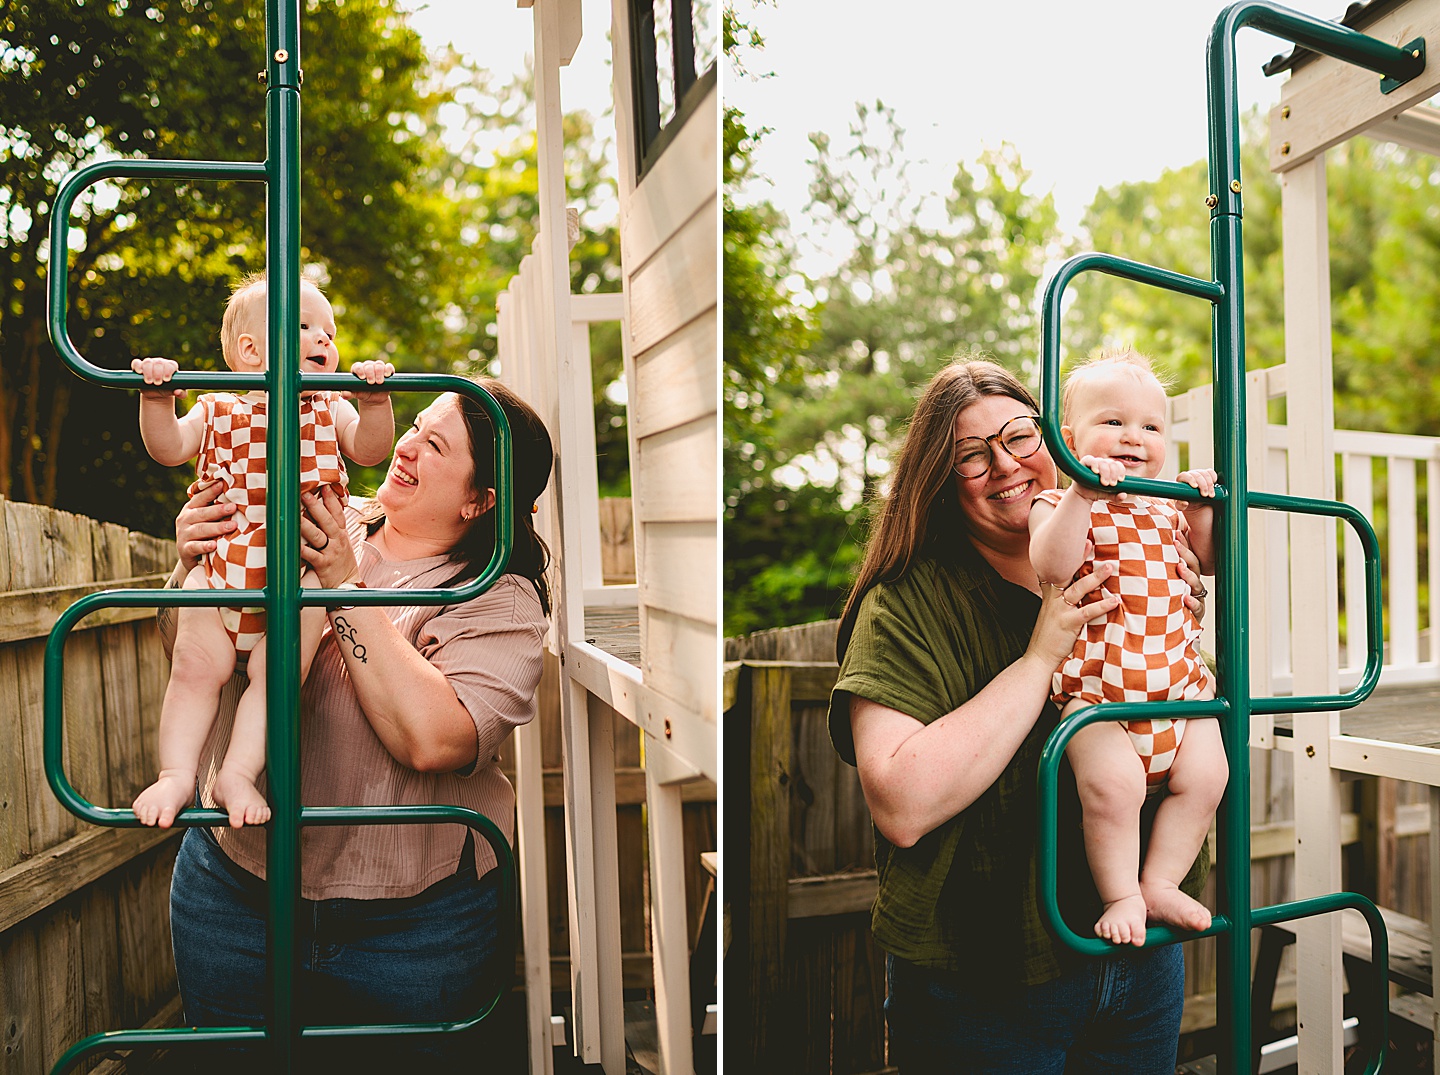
top-left (1142, 879), bottom-right (1212, 932)
top-left (1095, 893), bottom-right (1148, 946)
top-left (133, 772), bottom-right (195, 828)
top-left (213, 770), bottom-right (271, 828)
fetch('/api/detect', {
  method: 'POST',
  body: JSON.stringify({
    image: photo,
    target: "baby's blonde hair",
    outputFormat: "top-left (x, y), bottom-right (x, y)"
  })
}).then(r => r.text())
top-left (218, 271), bottom-right (327, 370)
top-left (1061, 347), bottom-right (1173, 420)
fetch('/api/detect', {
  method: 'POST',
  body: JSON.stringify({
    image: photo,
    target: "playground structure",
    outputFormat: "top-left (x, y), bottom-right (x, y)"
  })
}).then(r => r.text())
top-left (1251, 2), bottom-right (1440, 1066)
top-left (497, 1), bottom-right (717, 1073)
top-left (1038, 2), bottom-right (1440, 1072)
top-left (16, 1), bottom-right (716, 1073)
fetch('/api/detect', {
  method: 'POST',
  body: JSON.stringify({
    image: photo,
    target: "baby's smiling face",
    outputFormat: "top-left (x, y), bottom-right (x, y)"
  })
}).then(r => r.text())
top-left (298, 285), bottom-right (339, 375)
top-left (1062, 366), bottom-right (1168, 480)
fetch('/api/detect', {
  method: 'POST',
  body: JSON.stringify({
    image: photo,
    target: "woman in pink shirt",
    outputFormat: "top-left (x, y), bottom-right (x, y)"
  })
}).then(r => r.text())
top-left (162, 380), bottom-right (552, 1067)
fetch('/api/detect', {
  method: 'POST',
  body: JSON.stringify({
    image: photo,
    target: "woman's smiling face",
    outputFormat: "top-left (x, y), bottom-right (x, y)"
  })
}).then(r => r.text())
top-left (376, 394), bottom-right (482, 535)
top-left (951, 393), bottom-right (1057, 550)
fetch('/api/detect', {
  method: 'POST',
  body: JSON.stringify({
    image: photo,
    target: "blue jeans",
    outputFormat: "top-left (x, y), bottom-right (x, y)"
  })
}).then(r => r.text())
top-left (887, 944), bottom-right (1185, 1074)
top-left (169, 826), bottom-right (502, 1069)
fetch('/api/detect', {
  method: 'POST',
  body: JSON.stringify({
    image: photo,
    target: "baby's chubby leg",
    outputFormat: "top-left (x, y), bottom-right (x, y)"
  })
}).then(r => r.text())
top-left (134, 567), bottom-right (236, 827)
top-left (215, 637), bottom-right (272, 828)
top-left (215, 569), bottom-right (330, 829)
top-left (1065, 702), bottom-right (1149, 946)
top-left (1140, 709), bottom-right (1228, 932)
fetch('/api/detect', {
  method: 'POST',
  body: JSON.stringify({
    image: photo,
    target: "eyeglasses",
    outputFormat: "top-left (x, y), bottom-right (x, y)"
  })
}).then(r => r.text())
top-left (952, 415), bottom-right (1044, 478)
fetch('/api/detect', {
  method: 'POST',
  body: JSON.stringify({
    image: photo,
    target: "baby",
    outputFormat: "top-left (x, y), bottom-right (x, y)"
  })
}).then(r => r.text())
top-left (130, 273), bottom-right (394, 828)
top-left (1029, 349), bottom-right (1228, 946)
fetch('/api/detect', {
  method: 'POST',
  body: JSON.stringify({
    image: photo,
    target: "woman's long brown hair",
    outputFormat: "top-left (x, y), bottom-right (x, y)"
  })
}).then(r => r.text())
top-left (358, 380), bottom-right (554, 614)
top-left (835, 359), bottom-right (1040, 658)
top-left (449, 379), bottom-right (554, 614)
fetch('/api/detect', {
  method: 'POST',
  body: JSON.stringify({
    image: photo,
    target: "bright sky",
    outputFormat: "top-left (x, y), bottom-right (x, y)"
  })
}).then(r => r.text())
top-left (726, 0), bottom-right (1344, 273)
top-left (397, 0), bottom-right (619, 177)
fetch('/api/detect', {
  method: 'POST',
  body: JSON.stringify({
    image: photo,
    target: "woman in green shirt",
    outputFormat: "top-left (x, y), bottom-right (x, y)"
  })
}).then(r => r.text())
top-left (830, 359), bottom-right (1208, 1074)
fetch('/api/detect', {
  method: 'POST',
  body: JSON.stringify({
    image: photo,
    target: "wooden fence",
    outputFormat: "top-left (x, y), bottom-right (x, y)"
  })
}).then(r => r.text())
top-left (0, 496), bottom-right (179, 1075)
top-left (726, 621), bottom-right (887, 1074)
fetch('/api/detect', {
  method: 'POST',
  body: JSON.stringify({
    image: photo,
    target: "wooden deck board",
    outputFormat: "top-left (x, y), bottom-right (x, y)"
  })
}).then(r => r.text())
top-left (1272, 682), bottom-right (1440, 748)
top-left (584, 604), bottom-right (641, 667)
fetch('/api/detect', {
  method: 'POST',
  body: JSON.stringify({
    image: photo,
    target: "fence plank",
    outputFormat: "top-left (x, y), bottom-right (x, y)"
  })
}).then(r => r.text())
top-left (92, 528), bottom-right (145, 809)
top-left (132, 619), bottom-right (169, 792)
top-left (0, 827), bottom-right (178, 936)
top-left (1, 925), bottom-right (44, 1075)
top-left (783, 917), bottom-right (831, 1071)
top-left (0, 497), bottom-right (29, 873)
top-left (0, 645), bottom-right (27, 872)
top-left (598, 498), bottom-right (636, 585)
top-left (16, 637), bottom-right (73, 849)
top-left (79, 884), bottom-right (120, 1050)
top-left (37, 899), bottom-right (83, 1074)
top-left (0, 577), bottom-right (168, 646)
top-left (748, 665), bottom-right (792, 1064)
top-left (832, 924), bottom-right (887, 1075)
top-left (792, 699), bottom-right (838, 878)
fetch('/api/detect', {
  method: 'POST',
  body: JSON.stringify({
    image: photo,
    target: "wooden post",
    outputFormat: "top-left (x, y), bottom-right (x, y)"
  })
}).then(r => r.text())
top-left (530, 0), bottom-right (619, 1066)
top-left (516, 680), bottom-right (554, 1075)
top-left (586, 692), bottom-right (625, 1075)
top-left (1357, 776), bottom-right (1397, 909)
top-left (1282, 151), bottom-right (1345, 1074)
top-left (747, 665), bottom-right (792, 1064)
top-left (1430, 785), bottom-right (1440, 1075)
top-left (645, 745), bottom-right (698, 1074)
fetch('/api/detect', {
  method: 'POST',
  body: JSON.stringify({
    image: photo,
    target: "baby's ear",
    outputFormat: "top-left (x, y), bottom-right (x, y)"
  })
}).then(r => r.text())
top-left (1061, 424), bottom-right (1076, 450)
top-left (234, 333), bottom-right (265, 371)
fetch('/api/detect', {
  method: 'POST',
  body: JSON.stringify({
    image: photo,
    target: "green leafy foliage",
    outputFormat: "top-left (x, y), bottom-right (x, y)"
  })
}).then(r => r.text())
top-left (3, 1), bottom-right (624, 534)
top-left (724, 56), bottom-right (1066, 633)
top-left (1070, 116), bottom-right (1440, 439)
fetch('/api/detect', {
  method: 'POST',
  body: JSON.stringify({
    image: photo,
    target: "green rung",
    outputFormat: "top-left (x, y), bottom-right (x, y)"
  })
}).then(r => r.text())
top-left (42, 3), bottom-right (514, 1070)
top-left (1034, 5), bottom-right (1423, 1073)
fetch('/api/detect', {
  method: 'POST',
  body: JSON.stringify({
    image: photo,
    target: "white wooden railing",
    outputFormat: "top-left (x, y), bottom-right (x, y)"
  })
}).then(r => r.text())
top-left (1166, 364), bottom-right (1440, 698)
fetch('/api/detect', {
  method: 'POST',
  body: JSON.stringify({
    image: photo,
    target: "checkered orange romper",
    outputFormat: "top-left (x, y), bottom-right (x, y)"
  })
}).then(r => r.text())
top-left (188, 391), bottom-right (348, 655)
top-left (1035, 490), bottom-right (1213, 794)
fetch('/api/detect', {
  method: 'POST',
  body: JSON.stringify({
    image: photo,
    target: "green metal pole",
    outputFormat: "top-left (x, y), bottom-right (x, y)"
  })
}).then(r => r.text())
top-left (1206, 17), bottom-right (1252, 1071)
top-left (265, 0), bottom-right (303, 1068)
top-left (1206, 5), bottom-right (1421, 1070)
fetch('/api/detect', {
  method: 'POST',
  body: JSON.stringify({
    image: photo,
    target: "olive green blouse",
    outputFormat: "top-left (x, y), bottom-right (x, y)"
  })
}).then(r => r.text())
top-left (830, 547), bottom-right (1209, 984)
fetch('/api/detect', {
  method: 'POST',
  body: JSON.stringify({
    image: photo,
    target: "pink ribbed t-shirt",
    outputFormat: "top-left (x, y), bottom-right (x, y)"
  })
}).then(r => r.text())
top-left (173, 508), bottom-right (547, 900)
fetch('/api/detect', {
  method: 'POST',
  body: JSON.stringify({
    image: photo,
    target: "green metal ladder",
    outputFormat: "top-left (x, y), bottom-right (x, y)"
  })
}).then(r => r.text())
top-left (42, 3), bottom-right (518, 1069)
top-left (1035, 5), bottom-right (1429, 1074)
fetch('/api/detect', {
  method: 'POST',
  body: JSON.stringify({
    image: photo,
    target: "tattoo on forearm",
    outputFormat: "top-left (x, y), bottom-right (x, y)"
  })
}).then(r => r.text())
top-left (331, 616), bottom-right (368, 663)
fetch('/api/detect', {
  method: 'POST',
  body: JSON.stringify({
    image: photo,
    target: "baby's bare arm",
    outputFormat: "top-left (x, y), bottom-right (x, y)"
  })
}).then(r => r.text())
top-left (1180, 505), bottom-right (1216, 575)
top-left (336, 360), bottom-right (396, 465)
top-left (1029, 487), bottom-right (1094, 585)
top-left (132, 358), bottom-right (205, 465)
top-left (1175, 469), bottom-right (1219, 574)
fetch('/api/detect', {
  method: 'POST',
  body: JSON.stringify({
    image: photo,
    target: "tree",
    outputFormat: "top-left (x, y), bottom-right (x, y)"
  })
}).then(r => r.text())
top-left (786, 110), bottom-right (1066, 506)
top-left (1069, 116), bottom-right (1440, 437)
top-left (4, 0), bottom-right (449, 534)
top-left (723, 74), bottom-right (1067, 634)
top-left (721, 2), bottom-right (827, 636)
top-left (1065, 116), bottom-right (1284, 390)
top-left (3, 2), bottom-right (627, 536)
